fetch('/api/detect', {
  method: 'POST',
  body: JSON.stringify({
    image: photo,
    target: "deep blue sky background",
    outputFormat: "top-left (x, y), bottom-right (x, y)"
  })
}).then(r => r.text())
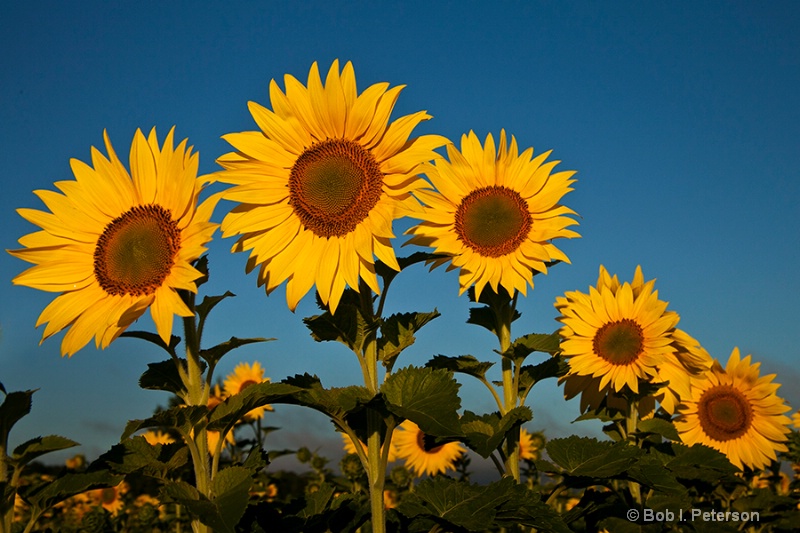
top-left (2, 1), bottom-right (799, 473)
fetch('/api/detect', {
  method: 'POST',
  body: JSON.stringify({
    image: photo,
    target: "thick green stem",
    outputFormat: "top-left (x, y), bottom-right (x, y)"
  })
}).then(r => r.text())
top-left (626, 398), bottom-right (642, 505)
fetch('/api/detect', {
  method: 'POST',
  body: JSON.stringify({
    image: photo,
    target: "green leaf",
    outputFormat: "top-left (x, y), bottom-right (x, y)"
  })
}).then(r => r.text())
top-left (212, 466), bottom-right (253, 530)
top-left (546, 436), bottom-right (642, 478)
top-left (12, 435), bottom-right (79, 466)
top-left (459, 407), bottom-right (532, 458)
top-left (636, 418), bottom-right (680, 441)
top-left (426, 354), bottom-right (495, 381)
top-left (377, 310), bottom-right (440, 370)
top-left (503, 332), bottom-right (561, 363)
top-left (518, 355), bottom-right (569, 401)
top-left (139, 359), bottom-right (206, 395)
top-left (303, 289), bottom-right (377, 352)
top-left (196, 291), bottom-right (236, 322)
top-left (23, 470), bottom-right (122, 511)
top-left (96, 436), bottom-right (188, 479)
top-left (207, 381), bottom-right (304, 433)
top-left (383, 366), bottom-right (462, 438)
top-left (199, 336), bottom-right (275, 366)
top-left (494, 482), bottom-right (571, 533)
top-left (665, 442), bottom-right (738, 483)
top-left (298, 482), bottom-right (336, 518)
top-left (120, 330), bottom-right (180, 356)
top-left (0, 389), bottom-right (34, 442)
top-left (375, 252), bottom-right (447, 286)
top-left (122, 405), bottom-right (208, 440)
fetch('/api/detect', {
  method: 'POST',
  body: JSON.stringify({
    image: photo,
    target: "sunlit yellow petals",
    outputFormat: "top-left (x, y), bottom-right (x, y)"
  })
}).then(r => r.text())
top-left (556, 266), bottom-right (711, 413)
top-left (406, 130), bottom-right (576, 298)
top-left (676, 348), bottom-right (792, 470)
top-left (9, 128), bottom-right (216, 356)
top-left (217, 61), bottom-right (444, 311)
top-left (394, 420), bottom-right (464, 477)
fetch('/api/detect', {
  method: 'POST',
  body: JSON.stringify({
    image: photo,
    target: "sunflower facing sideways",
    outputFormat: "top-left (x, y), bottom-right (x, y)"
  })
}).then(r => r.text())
top-left (214, 60), bottom-right (448, 313)
top-left (675, 348), bottom-right (792, 471)
top-left (393, 420), bottom-right (464, 477)
top-left (556, 266), bottom-right (712, 411)
top-left (405, 130), bottom-right (579, 298)
top-left (8, 128), bottom-right (219, 356)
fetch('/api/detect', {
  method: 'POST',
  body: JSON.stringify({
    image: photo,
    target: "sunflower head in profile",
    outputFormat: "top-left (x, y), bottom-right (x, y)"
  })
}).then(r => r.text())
top-left (214, 60), bottom-right (448, 313)
top-left (675, 348), bottom-right (792, 471)
top-left (340, 431), bottom-right (398, 463)
top-left (223, 361), bottom-right (273, 421)
top-left (8, 128), bottom-right (219, 356)
top-left (556, 266), bottom-right (712, 410)
top-left (393, 420), bottom-right (464, 477)
top-left (405, 130), bottom-right (579, 299)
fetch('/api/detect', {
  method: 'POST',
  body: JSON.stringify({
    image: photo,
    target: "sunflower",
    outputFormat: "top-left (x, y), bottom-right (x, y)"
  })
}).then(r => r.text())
top-left (214, 60), bottom-right (447, 313)
top-left (204, 384), bottom-right (235, 455)
top-left (393, 420), bottom-right (464, 477)
top-left (519, 428), bottom-right (544, 461)
top-left (90, 481), bottom-right (128, 516)
top-left (675, 348), bottom-right (792, 470)
top-left (8, 128), bottom-right (219, 356)
top-left (793, 411), bottom-right (800, 430)
top-left (340, 430), bottom-right (398, 462)
top-left (405, 130), bottom-right (578, 298)
top-left (141, 430), bottom-right (175, 446)
top-left (223, 361), bottom-right (273, 420)
top-left (556, 265), bottom-right (712, 405)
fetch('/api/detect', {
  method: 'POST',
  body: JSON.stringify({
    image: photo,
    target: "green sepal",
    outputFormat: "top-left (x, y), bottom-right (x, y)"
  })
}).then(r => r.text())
top-left (382, 366), bottom-right (462, 438)
top-left (459, 407), bottom-right (532, 458)
top-left (138, 358), bottom-right (206, 395)
top-left (377, 310), bottom-right (440, 372)
top-left (122, 405), bottom-right (208, 441)
top-left (120, 330), bottom-right (180, 357)
top-left (199, 336), bottom-right (275, 366)
top-left (12, 435), bottom-right (79, 467)
top-left (542, 436), bottom-right (643, 478)
top-left (425, 354), bottom-right (495, 381)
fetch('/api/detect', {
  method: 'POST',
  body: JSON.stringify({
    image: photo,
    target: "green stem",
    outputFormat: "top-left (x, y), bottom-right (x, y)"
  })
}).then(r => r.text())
top-left (496, 297), bottom-right (520, 482)
top-left (626, 398), bottom-right (642, 505)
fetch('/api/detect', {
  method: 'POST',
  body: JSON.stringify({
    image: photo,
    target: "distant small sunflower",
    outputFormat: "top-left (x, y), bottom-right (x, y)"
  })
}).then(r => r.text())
top-left (141, 430), bottom-right (175, 446)
top-left (340, 431), bottom-right (398, 462)
top-left (215, 60), bottom-right (447, 312)
top-left (519, 429), bottom-right (544, 461)
top-left (91, 481), bottom-right (128, 516)
top-left (675, 348), bottom-right (792, 470)
top-left (393, 420), bottom-right (464, 477)
top-left (406, 130), bottom-right (578, 298)
top-left (8, 128), bottom-right (218, 356)
top-left (203, 384), bottom-right (235, 455)
top-left (223, 361), bottom-right (273, 420)
top-left (556, 266), bottom-right (711, 403)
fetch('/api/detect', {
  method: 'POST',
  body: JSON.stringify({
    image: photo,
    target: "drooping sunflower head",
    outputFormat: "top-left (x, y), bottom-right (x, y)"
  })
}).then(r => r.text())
top-left (223, 361), bottom-right (273, 420)
top-left (393, 420), bottom-right (464, 477)
top-left (405, 130), bottom-right (579, 299)
top-left (214, 60), bottom-right (448, 313)
top-left (8, 128), bottom-right (219, 356)
top-left (675, 348), bottom-right (792, 470)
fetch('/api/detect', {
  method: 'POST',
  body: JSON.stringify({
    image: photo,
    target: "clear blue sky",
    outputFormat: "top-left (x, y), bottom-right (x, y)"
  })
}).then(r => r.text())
top-left (2, 1), bottom-right (799, 469)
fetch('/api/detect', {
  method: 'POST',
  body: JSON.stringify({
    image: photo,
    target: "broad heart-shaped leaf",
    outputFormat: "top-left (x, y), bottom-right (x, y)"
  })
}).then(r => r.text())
top-left (0, 389), bottom-right (34, 441)
top-left (207, 381), bottom-right (305, 432)
top-left (459, 407), bottom-right (532, 458)
top-left (382, 366), bottom-right (462, 438)
top-left (139, 358), bottom-right (206, 395)
top-left (626, 454), bottom-right (691, 510)
top-left (212, 466), bottom-right (253, 531)
top-left (122, 405), bottom-right (208, 441)
top-left (96, 436), bottom-right (188, 479)
top-left (161, 481), bottom-right (234, 533)
top-left (397, 476), bottom-right (506, 530)
top-left (200, 336), bottom-right (275, 366)
top-left (12, 435), bottom-right (79, 467)
top-left (426, 354), bottom-right (495, 381)
top-left (303, 288), bottom-right (378, 353)
top-left (636, 417), bottom-right (680, 441)
top-left (493, 482), bottom-right (571, 533)
top-left (664, 442), bottom-right (739, 483)
top-left (502, 332), bottom-right (561, 363)
top-left (377, 310), bottom-right (440, 370)
top-left (22, 470), bottom-right (122, 511)
top-left (546, 436), bottom-right (642, 478)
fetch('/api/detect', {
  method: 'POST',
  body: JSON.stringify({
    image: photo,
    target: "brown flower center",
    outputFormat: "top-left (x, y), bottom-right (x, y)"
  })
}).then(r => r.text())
top-left (288, 139), bottom-right (384, 238)
top-left (454, 186), bottom-right (532, 257)
top-left (94, 204), bottom-right (180, 296)
top-left (593, 319), bottom-right (644, 365)
top-left (101, 488), bottom-right (118, 505)
top-left (697, 385), bottom-right (753, 442)
top-left (416, 430), bottom-right (444, 454)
